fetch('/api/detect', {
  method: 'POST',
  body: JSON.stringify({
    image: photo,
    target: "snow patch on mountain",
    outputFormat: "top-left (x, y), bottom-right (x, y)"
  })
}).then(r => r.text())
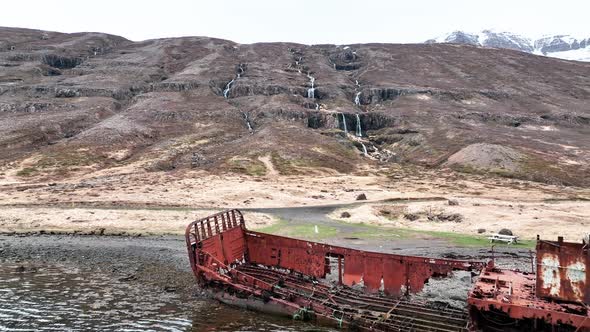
top-left (426, 30), bottom-right (590, 62)
top-left (551, 47), bottom-right (590, 62)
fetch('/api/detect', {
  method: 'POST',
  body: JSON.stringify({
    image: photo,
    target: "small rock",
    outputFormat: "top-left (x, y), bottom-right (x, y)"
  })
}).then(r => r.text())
top-left (448, 199), bottom-right (459, 206)
top-left (404, 213), bottom-right (419, 221)
top-left (477, 228), bottom-right (486, 234)
top-left (356, 193), bottom-right (367, 201)
top-left (118, 274), bottom-right (137, 282)
top-left (340, 212), bottom-right (351, 218)
top-left (498, 228), bottom-right (513, 236)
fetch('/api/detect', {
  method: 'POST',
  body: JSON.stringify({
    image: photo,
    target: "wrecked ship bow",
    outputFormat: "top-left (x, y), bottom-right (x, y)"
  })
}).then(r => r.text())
top-left (185, 209), bottom-right (487, 331)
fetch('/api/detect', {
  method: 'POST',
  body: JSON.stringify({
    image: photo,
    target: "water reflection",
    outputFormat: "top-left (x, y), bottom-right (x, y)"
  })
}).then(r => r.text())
top-left (0, 264), bottom-right (333, 332)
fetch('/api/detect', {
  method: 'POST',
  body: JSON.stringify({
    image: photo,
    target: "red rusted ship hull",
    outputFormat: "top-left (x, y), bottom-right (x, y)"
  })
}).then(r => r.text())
top-left (186, 209), bottom-right (590, 331)
top-left (185, 209), bottom-right (486, 331)
top-left (468, 236), bottom-right (590, 331)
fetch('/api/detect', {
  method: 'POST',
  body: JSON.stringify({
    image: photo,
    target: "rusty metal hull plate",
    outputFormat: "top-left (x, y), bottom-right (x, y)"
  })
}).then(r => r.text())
top-left (536, 238), bottom-right (589, 304)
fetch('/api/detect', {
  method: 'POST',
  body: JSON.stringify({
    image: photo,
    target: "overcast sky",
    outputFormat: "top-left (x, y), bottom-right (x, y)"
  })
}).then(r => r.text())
top-left (2, 0), bottom-right (588, 44)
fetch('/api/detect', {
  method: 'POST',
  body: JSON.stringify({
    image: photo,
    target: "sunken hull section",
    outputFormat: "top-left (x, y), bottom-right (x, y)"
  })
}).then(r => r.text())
top-left (468, 237), bottom-right (590, 331)
top-left (185, 209), bottom-right (486, 331)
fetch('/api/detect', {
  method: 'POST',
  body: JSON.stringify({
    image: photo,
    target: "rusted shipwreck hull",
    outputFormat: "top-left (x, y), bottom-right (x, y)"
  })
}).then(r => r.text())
top-left (468, 236), bottom-right (590, 331)
top-left (185, 209), bottom-right (487, 331)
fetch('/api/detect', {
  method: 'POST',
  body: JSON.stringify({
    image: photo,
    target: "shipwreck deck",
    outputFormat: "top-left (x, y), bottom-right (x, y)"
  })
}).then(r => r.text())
top-left (234, 263), bottom-right (470, 331)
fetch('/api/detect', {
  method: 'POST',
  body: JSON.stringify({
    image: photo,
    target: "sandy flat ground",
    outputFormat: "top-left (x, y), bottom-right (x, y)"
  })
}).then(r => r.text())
top-left (0, 163), bottom-right (588, 241)
top-left (0, 207), bottom-right (275, 235)
top-left (328, 198), bottom-right (590, 241)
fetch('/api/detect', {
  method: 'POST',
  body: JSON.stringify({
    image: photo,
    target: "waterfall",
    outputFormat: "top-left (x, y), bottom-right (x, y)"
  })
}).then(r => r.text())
top-left (315, 103), bottom-right (319, 110)
top-left (341, 113), bottom-right (348, 135)
top-left (223, 64), bottom-right (245, 98)
top-left (361, 143), bottom-right (368, 157)
top-left (355, 114), bottom-right (362, 137)
top-left (354, 92), bottom-right (361, 106)
top-left (307, 74), bottom-right (315, 99)
top-left (223, 79), bottom-right (234, 99)
top-left (242, 112), bottom-right (253, 133)
top-left (237, 64), bottom-right (244, 78)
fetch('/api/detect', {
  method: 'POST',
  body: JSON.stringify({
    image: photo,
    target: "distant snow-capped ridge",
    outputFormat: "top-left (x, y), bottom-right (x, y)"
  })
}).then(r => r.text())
top-left (425, 30), bottom-right (590, 62)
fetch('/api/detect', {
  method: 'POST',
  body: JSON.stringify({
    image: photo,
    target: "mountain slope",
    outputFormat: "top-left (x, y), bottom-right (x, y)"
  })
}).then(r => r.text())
top-left (1, 27), bottom-right (589, 186)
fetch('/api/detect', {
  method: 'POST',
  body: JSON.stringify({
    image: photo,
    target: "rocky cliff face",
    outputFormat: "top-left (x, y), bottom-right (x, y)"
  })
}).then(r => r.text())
top-left (1, 27), bottom-right (589, 185)
top-left (426, 30), bottom-right (590, 62)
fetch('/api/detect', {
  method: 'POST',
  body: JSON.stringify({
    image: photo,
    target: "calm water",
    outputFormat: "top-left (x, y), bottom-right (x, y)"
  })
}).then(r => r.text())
top-left (0, 264), bottom-right (331, 332)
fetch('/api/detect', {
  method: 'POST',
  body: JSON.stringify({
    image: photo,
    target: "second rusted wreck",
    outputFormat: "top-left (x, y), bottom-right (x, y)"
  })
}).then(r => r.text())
top-left (185, 209), bottom-right (486, 331)
top-left (468, 236), bottom-right (589, 331)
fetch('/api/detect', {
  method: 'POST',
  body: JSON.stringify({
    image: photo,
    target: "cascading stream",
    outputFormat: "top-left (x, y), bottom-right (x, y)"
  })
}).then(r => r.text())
top-left (340, 113), bottom-right (371, 157)
top-left (223, 64), bottom-right (244, 99)
top-left (223, 79), bottom-right (234, 99)
top-left (242, 112), bottom-right (253, 133)
top-left (237, 64), bottom-right (244, 78)
top-left (307, 74), bottom-right (315, 99)
top-left (222, 64), bottom-right (252, 133)
top-left (354, 79), bottom-right (362, 106)
top-left (355, 114), bottom-right (362, 137)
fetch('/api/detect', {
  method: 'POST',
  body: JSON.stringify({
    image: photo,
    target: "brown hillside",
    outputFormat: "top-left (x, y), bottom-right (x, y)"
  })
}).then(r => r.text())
top-left (1, 27), bottom-right (589, 185)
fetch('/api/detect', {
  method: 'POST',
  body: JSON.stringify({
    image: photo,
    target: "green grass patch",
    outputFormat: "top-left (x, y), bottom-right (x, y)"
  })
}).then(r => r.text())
top-left (257, 217), bottom-right (535, 248)
top-left (17, 151), bottom-right (106, 177)
top-left (16, 167), bottom-right (38, 177)
top-left (270, 152), bottom-right (303, 175)
top-left (342, 222), bottom-right (535, 248)
top-left (227, 158), bottom-right (267, 176)
top-left (35, 151), bottom-right (103, 169)
top-left (257, 220), bottom-right (339, 240)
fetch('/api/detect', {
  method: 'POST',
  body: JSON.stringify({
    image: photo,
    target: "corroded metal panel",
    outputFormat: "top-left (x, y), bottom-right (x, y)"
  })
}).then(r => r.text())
top-left (220, 226), bottom-right (246, 263)
top-left (536, 237), bottom-right (589, 304)
top-left (382, 258), bottom-right (406, 296)
top-left (342, 253), bottom-right (363, 286)
top-left (362, 256), bottom-right (384, 292)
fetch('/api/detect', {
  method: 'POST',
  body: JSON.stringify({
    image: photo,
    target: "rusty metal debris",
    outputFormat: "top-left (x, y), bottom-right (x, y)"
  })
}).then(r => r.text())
top-left (468, 236), bottom-right (589, 331)
top-left (186, 210), bottom-right (590, 331)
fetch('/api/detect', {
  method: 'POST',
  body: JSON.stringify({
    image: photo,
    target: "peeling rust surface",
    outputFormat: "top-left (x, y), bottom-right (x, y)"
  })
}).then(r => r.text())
top-left (536, 237), bottom-right (589, 304)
